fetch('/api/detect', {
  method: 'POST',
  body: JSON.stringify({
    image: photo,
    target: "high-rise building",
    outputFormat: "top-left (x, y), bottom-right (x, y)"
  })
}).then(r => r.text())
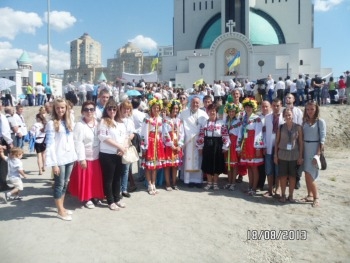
top-left (70, 33), bottom-right (102, 69)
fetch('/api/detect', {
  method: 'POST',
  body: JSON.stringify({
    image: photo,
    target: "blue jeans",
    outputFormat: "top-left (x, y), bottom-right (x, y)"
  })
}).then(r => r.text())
top-left (265, 153), bottom-right (278, 178)
top-left (314, 88), bottom-right (321, 105)
top-left (53, 162), bottom-right (74, 199)
top-left (268, 89), bottom-right (274, 103)
top-left (121, 163), bottom-right (130, 192)
top-left (14, 136), bottom-right (24, 148)
top-left (296, 89), bottom-right (305, 106)
top-left (38, 94), bottom-right (45, 105)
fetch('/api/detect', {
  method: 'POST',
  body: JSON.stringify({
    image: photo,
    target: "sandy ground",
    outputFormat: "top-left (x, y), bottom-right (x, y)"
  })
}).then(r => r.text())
top-left (0, 105), bottom-right (349, 263)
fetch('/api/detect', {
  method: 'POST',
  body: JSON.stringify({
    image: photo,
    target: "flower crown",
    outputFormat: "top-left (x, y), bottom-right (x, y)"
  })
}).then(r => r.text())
top-left (224, 103), bottom-right (240, 114)
top-left (242, 98), bottom-right (258, 111)
top-left (148, 97), bottom-right (163, 109)
top-left (167, 99), bottom-right (182, 113)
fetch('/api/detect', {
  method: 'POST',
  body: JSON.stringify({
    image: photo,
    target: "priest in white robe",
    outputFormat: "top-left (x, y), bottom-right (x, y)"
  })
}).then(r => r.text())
top-left (179, 96), bottom-right (208, 185)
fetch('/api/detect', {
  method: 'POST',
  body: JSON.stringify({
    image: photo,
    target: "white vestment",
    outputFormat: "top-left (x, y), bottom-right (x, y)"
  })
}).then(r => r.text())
top-left (179, 108), bottom-right (208, 183)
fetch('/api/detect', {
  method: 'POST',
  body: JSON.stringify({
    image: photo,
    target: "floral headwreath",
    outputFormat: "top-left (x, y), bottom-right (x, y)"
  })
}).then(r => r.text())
top-left (148, 97), bottom-right (163, 109)
top-left (242, 97), bottom-right (258, 112)
top-left (224, 103), bottom-right (240, 114)
top-left (167, 99), bottom-right (182, 113)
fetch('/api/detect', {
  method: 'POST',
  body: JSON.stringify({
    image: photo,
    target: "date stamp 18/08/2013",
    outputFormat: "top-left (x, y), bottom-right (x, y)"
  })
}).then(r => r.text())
top-left (247, 230), bottom-right (308, 240)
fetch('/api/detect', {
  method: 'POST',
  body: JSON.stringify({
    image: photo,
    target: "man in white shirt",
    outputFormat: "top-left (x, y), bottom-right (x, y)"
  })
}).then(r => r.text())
top-left (266, 74), bottom-right (275, 103)
top-left (13, 105), bottom-right (27, 149)
top-left (275, 77), bottom-right (285, 102)
top-left (213, 81), bottom-right (223, 102)
top-left (263, 98), bottom-right (284, 197)
top-left (35, 82), bottom-right (45, 106)
top-left (0, 101), bottom-right (14, 191)
top-left (78, 82), bottom-right (87, 105)
top-left (95, 89), bottom-right (111, 121)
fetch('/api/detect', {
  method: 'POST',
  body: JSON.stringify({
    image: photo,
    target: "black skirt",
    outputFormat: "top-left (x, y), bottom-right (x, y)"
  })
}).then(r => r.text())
top-left (201, 136), bottom-right (225, 175)
top-left (35, 142), bottom-right (46, 153)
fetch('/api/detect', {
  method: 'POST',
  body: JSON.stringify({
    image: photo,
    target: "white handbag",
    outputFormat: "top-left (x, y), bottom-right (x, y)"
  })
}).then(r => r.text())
top-left (122, 145), bottom-right (139, 164)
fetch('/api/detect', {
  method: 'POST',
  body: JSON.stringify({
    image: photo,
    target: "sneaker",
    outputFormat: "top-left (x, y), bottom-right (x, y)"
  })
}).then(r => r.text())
top-left (12, 195), bottom-right (23, 200)
top-left (116, 201), bottom-right (126, 208)
top-left (84, 200), bottom-right (95, 209)
top-left (108, 203), bottom-right (119, 211)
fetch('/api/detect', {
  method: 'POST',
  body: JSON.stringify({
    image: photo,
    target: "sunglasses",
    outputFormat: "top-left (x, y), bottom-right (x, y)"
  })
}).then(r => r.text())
top-left (107, 107), bottom-right (117, 112)
top-left (83, 107), bottom-right (95, 112)
top-left (179, 97), bottom-right (187, 100)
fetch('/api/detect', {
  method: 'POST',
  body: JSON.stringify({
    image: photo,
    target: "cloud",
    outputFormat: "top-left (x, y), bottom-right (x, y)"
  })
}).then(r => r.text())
top-left (0, 41), bottom-right (69, 73)
top-left (44, 11), bottom-right (77, 31)
top-left (314, 0), bottom-right (344, 12)
top-left (128, 35), bottom-right (157, 51)
top-left (0, 7), bottom-right (43, 39)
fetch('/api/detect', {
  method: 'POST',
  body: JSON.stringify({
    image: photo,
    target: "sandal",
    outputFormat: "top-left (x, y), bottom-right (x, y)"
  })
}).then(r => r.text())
top-left (279, 195), bottom-right (286, 203)
top-left (165, 186), bottom-right (172, 191)
top-left (204, 184), bottom-right (213, 190)
top-left (248, 189), bottom-right (256, 196)
top-left (148, 185), bottom-right (155, 195)
top-left (300, 195), bottom-right (313, 202)
top-left (312, 198), bottom-right (320, 208)
top-left (152, 184), bottom-right (159, 194)
top-left (287, 196), bottom-right (296, 203)
top-left (172, 185), bottom-right (179, 190)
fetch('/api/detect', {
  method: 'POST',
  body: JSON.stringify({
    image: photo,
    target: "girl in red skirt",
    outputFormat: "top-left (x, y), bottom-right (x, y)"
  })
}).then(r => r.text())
top-left (224, 103), bottom-right (242, 191)
top-left (238, 98), bottom-right (265, 196)
top-left (141, 98), bottom-right (166, 195)
top-left (163, 99), bottom-right (184, 191)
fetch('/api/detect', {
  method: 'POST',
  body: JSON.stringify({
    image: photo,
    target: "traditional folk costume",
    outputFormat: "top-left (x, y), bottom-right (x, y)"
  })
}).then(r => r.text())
top-left (225, 115), bottom-right (242, 168)
top-left (179, 107), bottom-right (209, 184)
top-left (141, 115), bottom-right (166, 170)
top-left (238, 98), bottom-right (265, 166)
top-left (163, 116), bottom-right (184, 167)
top-left (196, 119), bottom-right (230, 175)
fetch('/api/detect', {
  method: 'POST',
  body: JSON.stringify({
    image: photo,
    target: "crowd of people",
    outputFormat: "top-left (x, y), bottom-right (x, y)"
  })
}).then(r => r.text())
top-left (0, 75), bottom-right (330, 221)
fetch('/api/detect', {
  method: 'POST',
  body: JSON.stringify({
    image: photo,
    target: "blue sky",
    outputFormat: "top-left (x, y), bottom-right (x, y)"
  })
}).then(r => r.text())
top-left (0, 0), bottom-right (349, 78)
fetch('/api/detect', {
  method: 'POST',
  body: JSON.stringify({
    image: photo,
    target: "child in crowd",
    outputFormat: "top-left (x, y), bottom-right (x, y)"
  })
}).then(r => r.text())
top-left (0, 146), bottom-right (28, 202)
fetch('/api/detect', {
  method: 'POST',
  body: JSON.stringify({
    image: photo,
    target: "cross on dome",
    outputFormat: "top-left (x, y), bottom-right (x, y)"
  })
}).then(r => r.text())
top-left (226, 20), bottom-right (236, 33)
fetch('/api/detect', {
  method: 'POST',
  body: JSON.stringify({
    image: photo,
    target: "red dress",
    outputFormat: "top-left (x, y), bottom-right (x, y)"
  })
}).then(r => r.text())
top-left (141, 116), bottom-right (166, 170)
top-left (163, 117), bottom-right (184, 167)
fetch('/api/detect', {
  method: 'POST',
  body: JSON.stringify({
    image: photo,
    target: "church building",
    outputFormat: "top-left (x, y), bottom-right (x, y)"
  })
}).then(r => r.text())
top-left (161, 0), bottom-right (331, 89)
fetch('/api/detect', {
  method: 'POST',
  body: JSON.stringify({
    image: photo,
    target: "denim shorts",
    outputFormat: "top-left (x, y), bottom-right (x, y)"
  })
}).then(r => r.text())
top-left (265, 154), bottom-right (278, 177)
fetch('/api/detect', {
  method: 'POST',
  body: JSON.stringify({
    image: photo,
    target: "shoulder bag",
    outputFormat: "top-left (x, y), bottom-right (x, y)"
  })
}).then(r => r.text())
top-left (317, 120), bottom-right (327, 170)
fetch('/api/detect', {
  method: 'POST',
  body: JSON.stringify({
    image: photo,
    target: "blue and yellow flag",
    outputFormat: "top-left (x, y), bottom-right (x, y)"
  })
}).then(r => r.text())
top-left (227, 51), bottom-right (240, 71)
top-left (151, 53), bottom-right (159, 71)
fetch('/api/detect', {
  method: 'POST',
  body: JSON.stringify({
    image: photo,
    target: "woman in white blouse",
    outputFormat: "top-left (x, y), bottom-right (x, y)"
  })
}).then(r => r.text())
top-left (98, 100), bottom-right (128, 210)
top-left (69, 101), bottom-right (104, 209)
top-left (119, 100), bottom-right (136, 198)
top-left (45, 98), bottom-right (77, 221)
